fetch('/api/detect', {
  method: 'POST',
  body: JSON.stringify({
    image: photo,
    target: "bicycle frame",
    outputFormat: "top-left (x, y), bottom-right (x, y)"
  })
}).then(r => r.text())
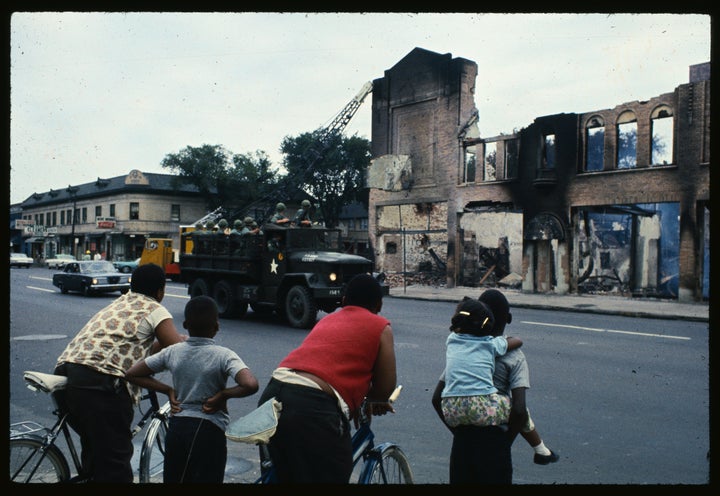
top-left (9, 413), bottom-right (82, 482)
top-left (11, 371), bottom-right (167, 483)
top-left (252, 385), bottom-right (406, 484)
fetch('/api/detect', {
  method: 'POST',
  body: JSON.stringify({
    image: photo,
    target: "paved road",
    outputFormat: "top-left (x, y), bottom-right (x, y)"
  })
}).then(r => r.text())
top-left (389, 284), bottom-right (709, 322)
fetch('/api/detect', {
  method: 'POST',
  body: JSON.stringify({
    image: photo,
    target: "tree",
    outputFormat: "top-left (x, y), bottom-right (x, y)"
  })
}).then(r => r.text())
top-left (161, 144), bottom-right (233, 210)
top-left (279, 131), bottom-right (370, 228)
top-left (161, 144), bottom-right (281, 215)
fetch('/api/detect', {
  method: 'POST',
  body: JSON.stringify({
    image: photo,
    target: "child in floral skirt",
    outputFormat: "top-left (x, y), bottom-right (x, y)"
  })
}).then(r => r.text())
top-left (439, 298), bottom-right (523, 428)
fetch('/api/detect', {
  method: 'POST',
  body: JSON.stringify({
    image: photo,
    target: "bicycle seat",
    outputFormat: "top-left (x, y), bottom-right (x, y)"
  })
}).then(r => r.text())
top-left (24, 371), bottom-right (68, 393)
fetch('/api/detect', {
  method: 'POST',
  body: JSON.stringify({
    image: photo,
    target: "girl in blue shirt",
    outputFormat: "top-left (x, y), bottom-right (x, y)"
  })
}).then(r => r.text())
top-left (440, 298), bottom-right (522, 428)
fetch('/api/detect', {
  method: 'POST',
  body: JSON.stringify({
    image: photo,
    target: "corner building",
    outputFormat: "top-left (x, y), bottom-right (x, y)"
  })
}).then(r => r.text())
top-left (16, 170), bottom-right (208, 263)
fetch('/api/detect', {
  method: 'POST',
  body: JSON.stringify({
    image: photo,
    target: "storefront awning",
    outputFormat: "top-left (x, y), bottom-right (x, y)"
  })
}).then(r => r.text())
top-left (24, 237), bottom-right (46, 243)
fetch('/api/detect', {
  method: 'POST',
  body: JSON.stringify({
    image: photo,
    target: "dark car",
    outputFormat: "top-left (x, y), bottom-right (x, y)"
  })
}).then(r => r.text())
top-left (52, 260), bottom-right (131, 296)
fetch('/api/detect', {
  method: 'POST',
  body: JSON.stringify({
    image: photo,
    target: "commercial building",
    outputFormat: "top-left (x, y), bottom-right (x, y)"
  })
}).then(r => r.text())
top-left (368, 48), bottom-right (710, 301)
top-left (14, 169), bottom-right (208, 263)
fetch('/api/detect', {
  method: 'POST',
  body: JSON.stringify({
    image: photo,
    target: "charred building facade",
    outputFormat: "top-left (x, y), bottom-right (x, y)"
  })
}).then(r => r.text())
top-left (368, 48), bottom-right (710, 302)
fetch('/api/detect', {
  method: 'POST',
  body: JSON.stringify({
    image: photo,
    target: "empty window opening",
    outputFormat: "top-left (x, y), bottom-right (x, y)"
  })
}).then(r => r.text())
top-left (651, 105), bottom-right (674, 166)
top-left (543, 134), bottom-right (556, 169)
top-left (585, 116), bottom-right (605, 172)
top-left (484, 141), bottom-right (497, 180)
top-left (617, 111), bottom-right (637, 169)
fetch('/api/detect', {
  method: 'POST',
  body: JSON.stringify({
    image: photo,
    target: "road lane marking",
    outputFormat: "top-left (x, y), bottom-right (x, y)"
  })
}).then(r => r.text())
top-left (521, 320), bottom-right (690, 340)
top-left (25, 284), bottom-right (189, 299)
top-left (26, 286), bottom-right (55, 293)
top-left (11, 334), bottom-right (67, 341)
top-left (164, 293), bottom-right (190, 299)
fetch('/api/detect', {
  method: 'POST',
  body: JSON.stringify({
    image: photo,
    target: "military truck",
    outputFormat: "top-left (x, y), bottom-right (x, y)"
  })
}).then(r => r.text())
top-left (178, 223), bottom-right (385, 328)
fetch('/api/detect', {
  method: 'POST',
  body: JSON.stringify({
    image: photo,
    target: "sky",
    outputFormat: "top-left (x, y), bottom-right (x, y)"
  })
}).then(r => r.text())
top-left (9, 12), bottom-right (711, 205)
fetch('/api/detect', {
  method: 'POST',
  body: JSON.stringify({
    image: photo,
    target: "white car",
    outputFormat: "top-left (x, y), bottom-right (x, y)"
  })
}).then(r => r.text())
top-left (46, 254), bottom-right (77, 269)
top-left (10, 252), bottom-right (34, 268)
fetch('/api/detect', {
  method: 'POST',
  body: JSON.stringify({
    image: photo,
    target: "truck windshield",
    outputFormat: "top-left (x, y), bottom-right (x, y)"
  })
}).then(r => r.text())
top-left (289, 229), bottom-right (341, 251)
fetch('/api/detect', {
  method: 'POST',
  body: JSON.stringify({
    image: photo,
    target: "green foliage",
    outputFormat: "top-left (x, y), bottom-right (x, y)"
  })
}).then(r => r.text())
top-left (161, 144), bottom-right (281, 213)
top-left (280, 131), bottom-right (370, 228)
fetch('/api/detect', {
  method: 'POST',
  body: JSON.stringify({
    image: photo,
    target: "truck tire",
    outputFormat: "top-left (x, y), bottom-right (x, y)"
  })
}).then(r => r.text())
top-left (214, 280), bottom-right (241, 319)
top-left (284, 285), bottom-right (317, 329)
top-left (189, 278), bottom-right (209, 298)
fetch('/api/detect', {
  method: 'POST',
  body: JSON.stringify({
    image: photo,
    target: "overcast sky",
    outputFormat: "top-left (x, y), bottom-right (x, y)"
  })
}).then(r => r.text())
top-left (9, 12), bottom-right (711, 205)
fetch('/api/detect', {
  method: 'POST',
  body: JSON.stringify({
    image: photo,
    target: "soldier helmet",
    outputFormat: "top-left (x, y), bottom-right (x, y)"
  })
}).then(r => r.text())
top-left (301, 199), bottom-right (311, 208)
top-left (218, 219), bottom-right (228, 228)
top-left (244, 216), bottom-right (254, 225)
top-left (205, 220), bottom-right (215, 229)
top-left (251, 221), bottom-right (258, 228)
top-left (276, 202), bottom-right (286, 212)
top-left (233, 219), bottom-right (243, 227)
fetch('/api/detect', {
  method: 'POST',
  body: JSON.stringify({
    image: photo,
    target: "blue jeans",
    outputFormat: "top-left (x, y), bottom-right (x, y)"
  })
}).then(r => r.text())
top-left (164, 416), bottom-right (227, 483)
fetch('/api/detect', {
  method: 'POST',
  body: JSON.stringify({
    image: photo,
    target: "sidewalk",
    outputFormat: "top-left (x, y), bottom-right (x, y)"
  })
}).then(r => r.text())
top-left (388, 284), bottom-right (709, 322)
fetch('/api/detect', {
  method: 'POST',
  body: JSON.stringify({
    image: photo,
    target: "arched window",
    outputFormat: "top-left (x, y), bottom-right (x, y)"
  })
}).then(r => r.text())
top-left (651, 105), bottom-right (674, 166)
top-left (616, 111), bottom-right (637, 169)
top-left (585, 116), bottom-right (605, 172)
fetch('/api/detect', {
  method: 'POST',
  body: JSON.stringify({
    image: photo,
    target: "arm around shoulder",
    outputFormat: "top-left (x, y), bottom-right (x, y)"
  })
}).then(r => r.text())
top-left (506, 336), bottom-right (523, 350)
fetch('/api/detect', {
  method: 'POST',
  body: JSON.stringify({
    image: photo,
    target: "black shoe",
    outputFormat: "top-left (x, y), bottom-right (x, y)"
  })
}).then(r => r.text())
top-left (534, 450), bottom-right (559, 465)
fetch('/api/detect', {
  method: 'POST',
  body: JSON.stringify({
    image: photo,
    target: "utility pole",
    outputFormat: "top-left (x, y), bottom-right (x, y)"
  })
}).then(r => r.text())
top-left (67, 185), bottom-right (78, 259)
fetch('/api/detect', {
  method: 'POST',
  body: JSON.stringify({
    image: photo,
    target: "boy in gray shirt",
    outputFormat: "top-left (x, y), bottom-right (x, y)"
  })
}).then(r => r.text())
top-left (125, 295), bottom-right (259, 482)
top-left (479, 289), bottom-right (559, 465)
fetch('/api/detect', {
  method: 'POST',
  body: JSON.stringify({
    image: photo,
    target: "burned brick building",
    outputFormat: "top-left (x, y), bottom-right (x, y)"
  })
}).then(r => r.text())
top-left (367, 47), bottom-right (710, 302)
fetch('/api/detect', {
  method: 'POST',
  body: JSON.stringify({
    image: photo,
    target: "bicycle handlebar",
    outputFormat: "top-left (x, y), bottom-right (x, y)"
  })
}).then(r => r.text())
top-left (389, 385), bottom-right (402, 403)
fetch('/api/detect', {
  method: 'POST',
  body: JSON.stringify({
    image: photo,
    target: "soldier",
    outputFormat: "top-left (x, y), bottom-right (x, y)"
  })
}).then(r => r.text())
top-left (240, 217), bottom-right (255, 235)
top-left (217, 219), bottom-right (230, 235)
top-left (230, 219), bottom-right (243, 235)
top-left (293, 199), bottom-right (312, 227)
top-left (270, 203), bottom-right (291, 226)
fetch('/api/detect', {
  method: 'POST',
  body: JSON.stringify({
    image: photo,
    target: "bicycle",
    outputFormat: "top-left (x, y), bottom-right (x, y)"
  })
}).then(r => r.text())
top-left (228, 385), bottom-right (414, 484)
top-left (9, 370), bottom-right (171, 483)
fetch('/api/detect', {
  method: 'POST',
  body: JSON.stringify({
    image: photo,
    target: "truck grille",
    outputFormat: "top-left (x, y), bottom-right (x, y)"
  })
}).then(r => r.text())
top-left (339, 264), bottom-right (373, 283)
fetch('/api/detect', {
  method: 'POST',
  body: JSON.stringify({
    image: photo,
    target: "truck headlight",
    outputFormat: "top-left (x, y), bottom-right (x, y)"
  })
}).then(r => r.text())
top-left (329, 272), bottom-right (337, 282)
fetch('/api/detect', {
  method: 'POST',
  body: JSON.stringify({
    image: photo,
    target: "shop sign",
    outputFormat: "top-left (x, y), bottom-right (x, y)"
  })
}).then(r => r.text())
top-left (96, 217), bottom-right (116, 229)
top-left (14, 219), bottom-right (34, 229)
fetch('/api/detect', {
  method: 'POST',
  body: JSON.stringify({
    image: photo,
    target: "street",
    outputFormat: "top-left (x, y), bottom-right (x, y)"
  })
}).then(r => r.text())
top-left (9, 267), bottom-right (710, 485)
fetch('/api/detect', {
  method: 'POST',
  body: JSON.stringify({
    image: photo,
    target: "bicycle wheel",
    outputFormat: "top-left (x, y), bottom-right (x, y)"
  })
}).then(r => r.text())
top-left (138, 415), bottom-right (169, 483)
top-left (358, 443), bottom-right (413, 484)
top-left (9, 435), bottom-right (71, 483)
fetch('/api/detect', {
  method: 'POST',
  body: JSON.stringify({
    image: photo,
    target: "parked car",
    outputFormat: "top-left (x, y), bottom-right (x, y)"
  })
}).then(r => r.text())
top-left (52, 260), bottom-right (131, 296)
top-left (46, 254), bottom-right (77, 270)
top-left (10, 252), bottom-right (34, 268)
top-left (113, 257), bottom-right (140, 273)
